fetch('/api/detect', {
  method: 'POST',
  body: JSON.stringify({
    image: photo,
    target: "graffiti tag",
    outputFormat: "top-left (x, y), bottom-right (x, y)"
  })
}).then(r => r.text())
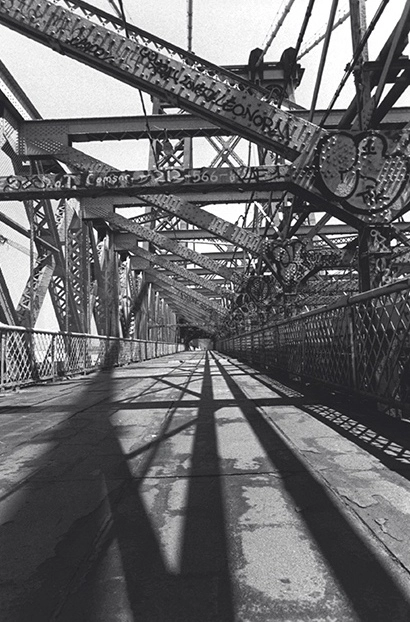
top-left (0, 0), bottom-right (322, 156)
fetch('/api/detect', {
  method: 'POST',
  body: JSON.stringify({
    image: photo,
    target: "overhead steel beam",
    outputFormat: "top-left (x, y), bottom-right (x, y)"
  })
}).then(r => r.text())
top-left (85, 205), bottom-right (243, 284)
top-left (0, 0), bottom-right (325, 160)
top-left (117, 228), bottom-right (274, 242)
top-left (149, 283), bottom-right (218, 327)
top-left (129, 246), bottom-right (235, 298)
top-left (0, 161), bottom-right (367, 231)
top-left (18, 107), bottom-right (410, 150)
top-left (0, 165), bottom-right (289, 208)
top-left (129, 249), bottom-right (245, 262)
top-left (0, 59), bottom-right (41, 121)
top-left (145, 269), bottom-right (227, 316)
top-left (14, 123), bottom-right (367, 230)
top-left (81, 191), bottom-right (266, 256)
top-left (113, 224), bottom-right (366, 242)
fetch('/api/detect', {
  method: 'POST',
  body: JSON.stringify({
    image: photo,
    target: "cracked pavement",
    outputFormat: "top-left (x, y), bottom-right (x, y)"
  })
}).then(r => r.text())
top-left (1, 351), bottom-right (410, 620)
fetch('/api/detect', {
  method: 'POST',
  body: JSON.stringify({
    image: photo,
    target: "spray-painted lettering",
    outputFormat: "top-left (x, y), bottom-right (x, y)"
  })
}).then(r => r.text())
top-left (0, 0), bottom-right (323, 156)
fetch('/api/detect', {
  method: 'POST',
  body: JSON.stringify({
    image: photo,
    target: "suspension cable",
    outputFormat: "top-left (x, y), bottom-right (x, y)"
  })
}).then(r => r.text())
top-left (257, 0), bottom-right (298, 65)
top-left (320, 0), bottom-right (390, 126)
top-left (308, 0), bottom-right (339, 122)
top-left (290, 0), bottom-right (316, 67)
top-left (109, 0), bottom-right (159, 168)
top-left (298, 4), bottom-right (351, 60)
top-left (278, 0), bottom-right (316, 106)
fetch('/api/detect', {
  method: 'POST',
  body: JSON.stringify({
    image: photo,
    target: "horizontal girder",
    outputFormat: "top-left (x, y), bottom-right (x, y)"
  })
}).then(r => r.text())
top-left (0, 165), bottom-right (289, 202)
top-left (17, 107), bottom-right (410, 151)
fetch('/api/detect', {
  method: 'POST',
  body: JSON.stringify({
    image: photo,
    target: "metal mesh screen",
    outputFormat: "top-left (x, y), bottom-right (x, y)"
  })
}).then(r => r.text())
top-left (0, 326), bottom-right (183, 389)
top-left (216, 280), bottom-right (410, 418)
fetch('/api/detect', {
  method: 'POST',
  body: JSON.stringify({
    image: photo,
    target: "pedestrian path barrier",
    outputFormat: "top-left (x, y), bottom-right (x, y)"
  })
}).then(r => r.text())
top-left (0, 324), bottom-right (183, 389)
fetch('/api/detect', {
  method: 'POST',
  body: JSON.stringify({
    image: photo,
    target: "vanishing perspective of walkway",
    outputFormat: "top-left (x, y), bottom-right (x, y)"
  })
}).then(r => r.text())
top-left (1, 352), bottom-right (410, 621)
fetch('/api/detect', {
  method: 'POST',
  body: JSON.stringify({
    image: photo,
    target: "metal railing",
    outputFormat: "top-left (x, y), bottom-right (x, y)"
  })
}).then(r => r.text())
top-left (216, 279), bottom-right (410, 418)
top-left (0, 324), bottom-right (184, 389)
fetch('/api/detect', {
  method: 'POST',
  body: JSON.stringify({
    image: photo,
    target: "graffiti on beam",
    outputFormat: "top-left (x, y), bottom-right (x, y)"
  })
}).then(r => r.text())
top-left (0, 165), bottom-right (288, 196)
top-left (317, 131), bottom-right (410, 221)
top-left (0, 0), bottom-right (322, 157)
top-left (0, 167), bottom-right (267, 255)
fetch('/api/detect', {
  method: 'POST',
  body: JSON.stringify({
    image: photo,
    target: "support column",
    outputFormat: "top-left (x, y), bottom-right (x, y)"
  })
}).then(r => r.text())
top-left (349, 0), bottom-right (372, 129)
top-left (358, 225), bottom-right (393, 291)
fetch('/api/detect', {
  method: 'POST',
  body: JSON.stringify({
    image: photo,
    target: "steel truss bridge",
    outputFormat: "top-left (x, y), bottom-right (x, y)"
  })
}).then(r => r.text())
top-left (0, 0), bottom-right (410, 415)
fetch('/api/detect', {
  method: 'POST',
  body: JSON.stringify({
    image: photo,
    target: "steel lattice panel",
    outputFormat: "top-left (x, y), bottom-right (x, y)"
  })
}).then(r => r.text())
top-left (353, 291), bottom-right (410, 405)
top-left (304, 308), bottom-right (352, 387)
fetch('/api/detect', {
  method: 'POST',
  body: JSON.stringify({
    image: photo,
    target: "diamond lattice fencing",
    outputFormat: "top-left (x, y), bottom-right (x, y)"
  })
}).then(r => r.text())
top-left (0, 325), bottom-right (183, 389)
top-left (216, 279), bottom-right (410, 418)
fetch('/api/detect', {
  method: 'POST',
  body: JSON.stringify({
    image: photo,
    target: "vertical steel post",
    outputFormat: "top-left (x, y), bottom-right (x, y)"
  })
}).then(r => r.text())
top-left (308, 0), bottom-right (339, 121)
top-left (187, 0), bottom-right (193, 52)
top-left (349, 0), bottom-right (371, 129)
top-left (348, 305), bottom-right (357, 389)
top-left (0, 332), bottom-right (6, 389)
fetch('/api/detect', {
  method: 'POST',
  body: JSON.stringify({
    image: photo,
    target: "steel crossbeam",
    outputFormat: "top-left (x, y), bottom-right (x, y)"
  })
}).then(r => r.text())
top-left (83, 202), bottom-right (243, 285)
top-left (17, 109), bottom-right (410, 153)
top-left (0, 160), bottom-right (369, 230)
top-left (148, 283), bottom-right (219, 327)
top-left (160, 299), bottom-right (215, 328)
top-left (41, 143), bottom-right (275, 259)
top-left (0, 165), bottom-right (289, 202)
top-left (145, 268), bottom-right (226, 316)
top-left (129, 246), bottom-right (235, 299)
top-left (0, 163), bottom-right (361, 245)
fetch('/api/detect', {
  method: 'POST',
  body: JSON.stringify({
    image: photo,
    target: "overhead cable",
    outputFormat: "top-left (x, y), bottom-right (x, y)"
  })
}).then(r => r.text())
top-left (298, 0), bottom-right (369, 60)
top-left (298, 5), bottom-right (350, 59)
top-left (320, 0), bottom-right (390, 126)
top-left (108, 0), bottom-right (160, 167)
top-left (308, 0), bottom-right (340, 122)
top-left (277, 0), bottom-right (316, 106)
top-left (257, 0), bottom-right (298, 65)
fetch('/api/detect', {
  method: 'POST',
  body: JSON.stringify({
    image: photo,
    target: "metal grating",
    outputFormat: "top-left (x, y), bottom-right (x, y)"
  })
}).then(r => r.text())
top-left (216, 279), bottom-right (410, 418)
top-left (0, 325), bottom-right (183, 389)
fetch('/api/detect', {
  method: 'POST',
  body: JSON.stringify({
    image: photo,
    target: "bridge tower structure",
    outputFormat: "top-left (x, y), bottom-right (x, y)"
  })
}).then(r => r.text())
top-left (0, 0), bottom-right (409, 346)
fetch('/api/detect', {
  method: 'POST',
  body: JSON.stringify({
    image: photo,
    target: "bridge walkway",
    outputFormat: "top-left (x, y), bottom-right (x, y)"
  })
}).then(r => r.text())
top-left (1, 351), bottom-right (410, 621)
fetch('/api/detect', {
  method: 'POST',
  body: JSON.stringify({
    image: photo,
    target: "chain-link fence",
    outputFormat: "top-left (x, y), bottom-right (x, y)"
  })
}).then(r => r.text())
top-left (0, 325), bottom-right (183, 389)
top-left (216, 279), bottom-right (410, 418)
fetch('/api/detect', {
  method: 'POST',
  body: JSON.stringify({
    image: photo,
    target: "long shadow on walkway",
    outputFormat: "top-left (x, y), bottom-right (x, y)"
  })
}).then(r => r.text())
top-left (211, 352), bottom-right (410, 622)
top-left (226, 356), bottom-right (410, 480)
top-left (53, 351), bottom-right (234, 621)
top-left (0, 352), bottom-right (231, 621)
top-left (0, 347), bottom-right (158, 621)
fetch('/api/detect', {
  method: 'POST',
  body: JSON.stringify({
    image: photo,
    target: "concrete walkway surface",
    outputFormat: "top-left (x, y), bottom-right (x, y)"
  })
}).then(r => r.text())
top-left (1, 351), bottom-right (410, 621)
